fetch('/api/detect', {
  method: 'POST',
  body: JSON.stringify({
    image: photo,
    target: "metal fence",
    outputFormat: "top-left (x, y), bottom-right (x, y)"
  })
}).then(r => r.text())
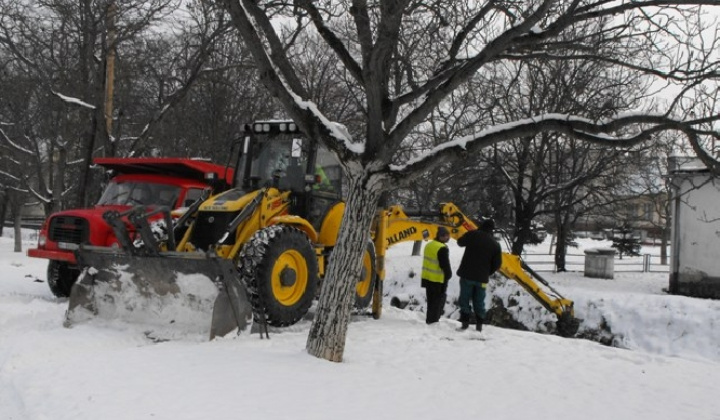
top-left (522, 252), bottom-right (670, 273)
top-left (2, 218), bottom-right (44, 230)
top-left (614, 254), bottom-right (670, 273)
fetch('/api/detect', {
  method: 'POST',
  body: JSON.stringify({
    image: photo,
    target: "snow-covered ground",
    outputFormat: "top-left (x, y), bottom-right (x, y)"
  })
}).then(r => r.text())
top-left (1, 229), bottom-right (719, 420)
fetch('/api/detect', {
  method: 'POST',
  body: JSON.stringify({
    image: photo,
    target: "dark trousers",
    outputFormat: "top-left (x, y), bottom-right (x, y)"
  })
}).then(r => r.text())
top-left (458, 277), bottom-right (486, 320)
top-left (425, 281), bottom-right (446, 324)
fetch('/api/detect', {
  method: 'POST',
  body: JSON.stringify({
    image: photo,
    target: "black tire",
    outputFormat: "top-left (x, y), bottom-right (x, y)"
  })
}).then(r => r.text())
top-left (47, 260), bottom-right (79, 298)
top-left (238, 225), bottom-right (318, 327)
top-left (355, 241), bottom-right (376, 309)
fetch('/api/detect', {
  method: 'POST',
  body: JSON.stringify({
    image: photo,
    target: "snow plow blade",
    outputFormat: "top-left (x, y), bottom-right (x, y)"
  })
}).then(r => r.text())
top-left (65, 247), bottom-right (253, 340)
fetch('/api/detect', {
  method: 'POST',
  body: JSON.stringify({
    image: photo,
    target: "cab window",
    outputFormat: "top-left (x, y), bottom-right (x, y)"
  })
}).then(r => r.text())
top-left (248, 137), bottom-right (309, 192)
top-left (183, 188), bottom-right (205, 207)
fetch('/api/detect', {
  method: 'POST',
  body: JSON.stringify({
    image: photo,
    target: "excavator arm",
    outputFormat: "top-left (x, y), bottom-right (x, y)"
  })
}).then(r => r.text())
top-left (500, 253), bottom-right (579, 336)
top-left (372, 202), bottom-right (579, 336)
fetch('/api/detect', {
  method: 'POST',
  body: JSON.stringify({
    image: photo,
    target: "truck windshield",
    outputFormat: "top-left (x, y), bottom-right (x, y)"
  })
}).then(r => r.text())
top-left (97, 181), bottom-right (182, 207)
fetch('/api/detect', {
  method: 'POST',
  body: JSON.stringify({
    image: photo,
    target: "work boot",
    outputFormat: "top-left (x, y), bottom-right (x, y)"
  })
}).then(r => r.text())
top-left (475, 318), bottom-right (483, 332)
top-left (459, 313), bottom-right (470, 330)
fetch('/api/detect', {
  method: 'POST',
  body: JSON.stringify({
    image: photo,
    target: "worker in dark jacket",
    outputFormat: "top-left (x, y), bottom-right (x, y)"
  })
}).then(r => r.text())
top-left (456, 218), bottom-right (502, 331)
top-left (421, 226), bottom-right (452, 324)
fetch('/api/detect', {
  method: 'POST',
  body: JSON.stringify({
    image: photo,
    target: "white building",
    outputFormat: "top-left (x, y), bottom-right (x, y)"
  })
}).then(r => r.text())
top-left (668, 157), bottom-right (720, 299)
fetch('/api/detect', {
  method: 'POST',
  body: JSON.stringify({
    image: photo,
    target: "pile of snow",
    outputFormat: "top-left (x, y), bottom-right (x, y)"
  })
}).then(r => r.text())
top-left (65, 267), bottom-right (221, 341)
top-left (2, 230), bottom-right (720, 420)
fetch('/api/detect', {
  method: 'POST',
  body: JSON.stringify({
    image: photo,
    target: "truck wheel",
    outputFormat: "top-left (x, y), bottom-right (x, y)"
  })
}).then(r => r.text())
top-left (238, 225), bottom-right (318, 327)
top-left (355, 241), bottom-right (376, 309)
top-left (47, 261), bottom-right (79, 298)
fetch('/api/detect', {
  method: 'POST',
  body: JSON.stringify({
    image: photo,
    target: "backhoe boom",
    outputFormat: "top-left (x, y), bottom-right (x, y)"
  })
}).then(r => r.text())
top-left (373, 202), bottom-right (579, 336)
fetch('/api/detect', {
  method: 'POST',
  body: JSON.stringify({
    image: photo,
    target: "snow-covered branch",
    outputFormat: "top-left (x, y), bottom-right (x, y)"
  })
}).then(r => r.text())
top-left (27, 185), bottom-right (53, 205)
top-left (296, 0), bottom-right (363, 83)
top-left (52, 92), bottom-right (96, 110)
top-left (220, 0), bottom-right (365, 158)
top-left (388, 1), bottom-right (558, 151)
top-left (0, 128), bottom-right (33, 156)
top-left (0, 169), bottom-right (22, 183)
top-left (389, 112), bottom-right (720, 179)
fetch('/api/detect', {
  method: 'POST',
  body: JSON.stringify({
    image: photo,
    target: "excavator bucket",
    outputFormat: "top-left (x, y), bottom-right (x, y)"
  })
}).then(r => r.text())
top-left (65, 247), bottom-right (254, 340)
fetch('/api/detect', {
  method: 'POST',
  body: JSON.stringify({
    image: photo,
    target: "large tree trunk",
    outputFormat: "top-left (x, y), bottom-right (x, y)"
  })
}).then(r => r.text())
top-left (511, 206), bottom-right (534, 255)
top-left (306, 168), bottom-right (384, 362)
top-left (51, 146), bottom-right (67, 214)
top-left (12, 207), bottom-right (22, 253)
top-left (0, 192), bottom-right (6, 237)
top-left (74, 0), bottom-right (101, 208)
top-left (554, 217), bottom-right (570, 272)
top-left (660, 212), bottom-right (672, 265)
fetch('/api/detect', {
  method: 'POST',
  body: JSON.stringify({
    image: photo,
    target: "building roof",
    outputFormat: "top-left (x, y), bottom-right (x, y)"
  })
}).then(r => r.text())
top-left (667, 156), bottom-right (710, 174)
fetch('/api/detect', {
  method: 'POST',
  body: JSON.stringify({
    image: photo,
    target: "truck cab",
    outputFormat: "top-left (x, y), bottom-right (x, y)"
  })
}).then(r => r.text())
top-left (28, 157), bottom-right (233, 297)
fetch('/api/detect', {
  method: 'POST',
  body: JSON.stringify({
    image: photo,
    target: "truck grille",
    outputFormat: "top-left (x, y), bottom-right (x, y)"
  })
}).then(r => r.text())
top-left (48, 216), bottom-right (89, 244)
top-left (191, 211), bottom-right (238, 251)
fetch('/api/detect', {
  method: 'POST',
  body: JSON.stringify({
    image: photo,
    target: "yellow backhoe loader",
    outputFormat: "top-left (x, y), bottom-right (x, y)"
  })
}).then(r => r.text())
top-left (65, 121), bottom-right (579, 338)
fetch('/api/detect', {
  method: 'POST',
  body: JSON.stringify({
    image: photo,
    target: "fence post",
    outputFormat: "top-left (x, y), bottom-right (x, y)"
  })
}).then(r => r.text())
top-left (643, 254), bottom-right (650, 272)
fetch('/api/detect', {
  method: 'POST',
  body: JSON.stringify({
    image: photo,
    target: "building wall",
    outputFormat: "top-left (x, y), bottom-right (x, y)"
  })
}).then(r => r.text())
top-left (670, 171), bottom-right (720, 299)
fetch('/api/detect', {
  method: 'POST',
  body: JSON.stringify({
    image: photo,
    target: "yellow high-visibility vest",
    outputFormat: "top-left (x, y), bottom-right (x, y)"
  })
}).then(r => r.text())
top-left (422, 240), bottom-right (447, 283)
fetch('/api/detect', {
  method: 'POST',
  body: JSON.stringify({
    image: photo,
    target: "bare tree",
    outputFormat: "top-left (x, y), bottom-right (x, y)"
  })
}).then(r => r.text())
top-left (213, 0), bottom-right (720, 362)
top-left (0, 123), bottom-right (31, 251)
top-left (429, 56), bottom-right (648, 257)
top-left (609, 131), bottom-right (687, 265)
top-left (0, 0), bottom-right (232, 208)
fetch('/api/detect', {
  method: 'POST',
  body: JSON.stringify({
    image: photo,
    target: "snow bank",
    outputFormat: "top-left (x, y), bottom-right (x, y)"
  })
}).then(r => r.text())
top-left (384, 239), bottom-right (720, 363)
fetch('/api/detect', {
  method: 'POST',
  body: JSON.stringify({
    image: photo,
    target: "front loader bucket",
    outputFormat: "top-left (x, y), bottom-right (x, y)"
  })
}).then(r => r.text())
top-left (65, 247), bottom-right (253, 340)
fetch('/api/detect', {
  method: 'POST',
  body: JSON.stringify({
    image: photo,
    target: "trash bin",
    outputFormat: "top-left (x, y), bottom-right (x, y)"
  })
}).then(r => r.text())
top-left (584, 248), bottom-right (616, 279)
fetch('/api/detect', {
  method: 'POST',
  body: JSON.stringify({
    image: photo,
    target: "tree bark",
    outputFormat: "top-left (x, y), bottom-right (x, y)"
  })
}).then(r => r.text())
top-left (13, 207), bottom-right (22, 253)
top-left (306, 167), bottom-right (384, 362)
top-left (52, 147), bottom-right (67, 213)
top-left (661, 213), bottom-right (672, 265)
top-left (0, 192), bottom-right (6, 237)
top-left (554, 218), bottom-right (569, 272)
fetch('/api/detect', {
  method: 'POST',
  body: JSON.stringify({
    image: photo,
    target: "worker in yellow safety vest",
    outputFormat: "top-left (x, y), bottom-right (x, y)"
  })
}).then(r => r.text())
top-left (313, 164), bottom-right (333, 191)
top-left (421, 226), bottom-right (452, 324)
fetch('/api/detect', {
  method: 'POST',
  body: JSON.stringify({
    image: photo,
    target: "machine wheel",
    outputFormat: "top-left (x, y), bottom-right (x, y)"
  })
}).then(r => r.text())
top-left (238, 225), bottom-right (318, 327)
top-left (355, 241), bottom-right (376, 309)
top-left (47, 260), bottom-right (80, 298)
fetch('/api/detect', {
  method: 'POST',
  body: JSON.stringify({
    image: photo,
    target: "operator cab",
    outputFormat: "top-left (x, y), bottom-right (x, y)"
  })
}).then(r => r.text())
top-left (237, 121), bottom-right (343, 229)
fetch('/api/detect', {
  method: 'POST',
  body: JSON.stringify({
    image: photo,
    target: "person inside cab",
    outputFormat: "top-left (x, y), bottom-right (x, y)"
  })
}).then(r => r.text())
top-left (313, 164), bottom-right (334, 191)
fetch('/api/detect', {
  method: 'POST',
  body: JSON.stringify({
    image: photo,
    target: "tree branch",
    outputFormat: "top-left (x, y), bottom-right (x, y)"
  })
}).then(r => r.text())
top-left (389, 112), bottom-right (720, 182)
top-left (295, 0), bottom-right (363, 83)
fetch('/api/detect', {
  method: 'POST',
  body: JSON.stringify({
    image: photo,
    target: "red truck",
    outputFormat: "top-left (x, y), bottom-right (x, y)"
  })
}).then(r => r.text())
top-left (28, 157), bottom-right (233, 297)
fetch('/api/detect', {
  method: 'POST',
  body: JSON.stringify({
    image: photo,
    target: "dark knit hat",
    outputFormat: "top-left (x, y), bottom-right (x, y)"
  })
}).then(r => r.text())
top-left (480, 218), bottom-right (495, 233)
top-left (436, 226), bottom-right (450, 239)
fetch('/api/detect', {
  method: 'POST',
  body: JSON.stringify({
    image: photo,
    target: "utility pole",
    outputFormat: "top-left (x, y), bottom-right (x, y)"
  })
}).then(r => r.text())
top-left (104, 1), bottom-right (117, 155)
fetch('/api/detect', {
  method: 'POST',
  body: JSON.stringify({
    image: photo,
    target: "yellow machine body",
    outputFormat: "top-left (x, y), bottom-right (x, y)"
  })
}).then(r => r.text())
top-left (66, 121), bottom-right (578, 339)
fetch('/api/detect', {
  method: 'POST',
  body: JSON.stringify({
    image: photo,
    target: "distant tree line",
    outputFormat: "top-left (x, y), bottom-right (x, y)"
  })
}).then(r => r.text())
top-left (0, 0), bottom-right (281, 228)
top-left (0, 0), bottom-right (710, 276)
